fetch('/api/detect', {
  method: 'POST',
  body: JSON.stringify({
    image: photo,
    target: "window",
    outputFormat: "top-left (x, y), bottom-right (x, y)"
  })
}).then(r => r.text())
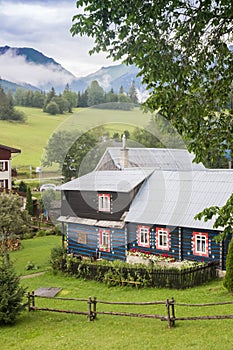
top-left (138, 225), bottom-right (150, 248)
top-left (98, 193), bottom-right (111, 212)
top-left (0, 162), bottom-right (5, 171)
top-left (0, 180), bottom-right (4, 188)
top-left (193, 232), bottom-right (209, 257)
top-left (156, 228), bottom-right (170, 251)
top-left (99, 229), bottom-right (110, 252)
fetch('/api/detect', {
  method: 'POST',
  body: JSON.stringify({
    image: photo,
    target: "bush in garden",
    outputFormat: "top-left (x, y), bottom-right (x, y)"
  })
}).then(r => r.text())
top-left (50, 246), bottom-right (66, 272)
top-left (223, 237), bottom-right (233, 292)
top-left (0, 257), bottom-right (26, 325)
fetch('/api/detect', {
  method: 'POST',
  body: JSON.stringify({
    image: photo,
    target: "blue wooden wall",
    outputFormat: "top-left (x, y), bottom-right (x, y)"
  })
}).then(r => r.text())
top-left (67, 223), bottom-right (126, 261)
top-left (67, 222), bottom-right (229, 269)
top-left (127, 222), bottom-right (227, 268)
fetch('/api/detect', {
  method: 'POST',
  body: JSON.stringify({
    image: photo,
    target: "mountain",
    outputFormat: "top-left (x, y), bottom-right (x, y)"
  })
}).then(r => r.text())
top-left (0, 46), bottom-right (146, 95)
top-left (0, 78), bottom-right (39, 94)
top-left (70, 64), bottom-right (144, 93)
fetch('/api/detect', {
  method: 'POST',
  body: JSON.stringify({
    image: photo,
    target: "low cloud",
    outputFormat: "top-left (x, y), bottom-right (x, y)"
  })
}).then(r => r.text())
top-left (0, 50), bottom-right (75, 88)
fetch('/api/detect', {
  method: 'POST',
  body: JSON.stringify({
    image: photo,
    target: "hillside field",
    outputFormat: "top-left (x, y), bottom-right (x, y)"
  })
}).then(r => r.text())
top-left (0, 106), bottom-right (151, 174)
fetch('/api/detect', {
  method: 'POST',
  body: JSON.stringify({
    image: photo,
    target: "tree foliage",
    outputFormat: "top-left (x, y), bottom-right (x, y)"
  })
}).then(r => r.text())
top-left (0, 257), bottom-right (25, 325)
top-left (0, 86), bottom-right (26, 122)
top-left (0, 193), bottom-right (30, 262)
top-left (71, 0), bottom-right (233, 158)
top-left (223, 236), bottom-right (233, 292)
top-left (25, 187), bottom-right (33, 216)
top-left (87, 80), bottom-right (105, 106)
top-left (42, 128), bottom-right (102, 181)
top-left (41, 189), bottom-right (56, 220)
top-left (71, 0), bottom-right (233, 239)
top-left (195, 194), bottom-right (233, 241)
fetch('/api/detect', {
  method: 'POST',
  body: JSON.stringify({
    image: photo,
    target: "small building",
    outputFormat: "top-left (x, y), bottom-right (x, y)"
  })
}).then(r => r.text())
top-left (0, 144), bottom-right (21, 190)
top-left (58, 146), bottom-right (233, 270)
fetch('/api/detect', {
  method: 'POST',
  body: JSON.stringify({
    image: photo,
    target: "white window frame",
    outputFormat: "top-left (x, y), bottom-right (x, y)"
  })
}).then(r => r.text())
top-left (193, 232), bottom-right (209, 257)
top-left (138, 225), bottom-right (150, 248)
top-left (156, 228), bottom-right (170, 251)
top-left (0, 162), bottom-right (4, 171)
top-left (99, 229), bottom-right (110, 252)
top-left (98, 193), bottom-right (111, 212)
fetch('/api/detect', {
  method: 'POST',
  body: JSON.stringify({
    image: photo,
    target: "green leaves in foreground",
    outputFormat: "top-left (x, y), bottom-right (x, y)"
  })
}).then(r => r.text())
top-left (195, 194), bottom-right (233, 241)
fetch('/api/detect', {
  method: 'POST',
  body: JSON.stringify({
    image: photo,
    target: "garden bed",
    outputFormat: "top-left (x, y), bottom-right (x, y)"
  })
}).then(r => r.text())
top-left (52, 250), bottom-right (218, 289)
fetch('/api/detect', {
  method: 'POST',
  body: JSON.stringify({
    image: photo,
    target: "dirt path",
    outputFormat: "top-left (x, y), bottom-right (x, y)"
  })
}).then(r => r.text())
top-left (20, 271), bottom-right (46, 279)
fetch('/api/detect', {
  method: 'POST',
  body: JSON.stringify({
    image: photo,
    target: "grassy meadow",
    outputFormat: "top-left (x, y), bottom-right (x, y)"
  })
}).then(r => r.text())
top-left (2, 236), bottom-right (233, 350)
top-left (0, 107), bottom-right (70, 171)
top-left (0, 106), bottom-right (152, 173)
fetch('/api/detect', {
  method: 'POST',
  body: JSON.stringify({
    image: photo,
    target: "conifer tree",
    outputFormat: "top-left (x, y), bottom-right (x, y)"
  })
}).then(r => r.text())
top-left (0, 256), bottom-right (25, 325)
top-left (223, 237), bottom-right (233, 292)
top-left (26, 187), bottom-right (33, 216)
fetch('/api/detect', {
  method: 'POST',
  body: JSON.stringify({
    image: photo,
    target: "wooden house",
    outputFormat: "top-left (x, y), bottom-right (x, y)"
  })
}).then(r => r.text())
top-left (58, 146), bottom-right (233, 270)
top-left (125, 170), bottom-right (233, 270)
top-left (0, 144), bottom-right (21, 190)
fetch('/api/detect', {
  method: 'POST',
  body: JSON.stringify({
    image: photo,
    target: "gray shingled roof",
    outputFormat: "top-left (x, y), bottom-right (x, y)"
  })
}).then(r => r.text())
top-left (59, 169), bottom-right (154, 192)
top-left (96, 147), bottom-right (205, 171)
top-left (125, 170), bottom-right (233, 230)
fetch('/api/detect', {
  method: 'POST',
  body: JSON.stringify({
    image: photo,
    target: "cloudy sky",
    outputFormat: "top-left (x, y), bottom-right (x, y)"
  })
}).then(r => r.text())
top-left (0, 0), bottom-right (118, 79)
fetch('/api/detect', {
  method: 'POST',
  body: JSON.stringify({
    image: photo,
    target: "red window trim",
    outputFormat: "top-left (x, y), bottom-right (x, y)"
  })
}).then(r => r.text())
top-left (156, 227), bottom-right (170, 251)
top-left (192, 232), bottom-right (209, 257)
top-left (98, 193), bottom-right (111, 212)
top-left (137, 225), bottom-right (150, 248)
top-left (99, 229), bottom-right (111, 252)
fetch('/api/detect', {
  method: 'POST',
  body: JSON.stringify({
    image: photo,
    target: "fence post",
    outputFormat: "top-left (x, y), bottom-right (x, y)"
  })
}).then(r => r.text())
top-left (93, 296), bottom-right (97, 320)
top-left (32, 291), bottom-right (35, 310)
top-left (88, 297), bottom-right (92, 321)
top-left (166, 299), bottom-right (172, 328)
top-left (27, 292), bottom-right (31, 312)
top-left (171, 297), bottom-right (175, 327)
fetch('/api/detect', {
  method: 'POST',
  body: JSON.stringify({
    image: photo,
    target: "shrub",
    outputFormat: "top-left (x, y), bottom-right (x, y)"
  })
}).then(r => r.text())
top-left (36, 230), bottom-right (46, 237)
top-left (223, 237), bottom-right (233, 292)
top-left (22, 232), bottom-right (35, 240)
top-left (0, 257), bottom-right (25, 325)
top-left (25, 261), bottom-right (39, 271)
top-left (50, 246), bottom-right (66, 272)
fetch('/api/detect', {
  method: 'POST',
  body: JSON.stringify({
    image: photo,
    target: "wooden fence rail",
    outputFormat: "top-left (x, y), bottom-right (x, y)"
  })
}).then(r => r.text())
top-left (27, 292), bottom-right (233, 328)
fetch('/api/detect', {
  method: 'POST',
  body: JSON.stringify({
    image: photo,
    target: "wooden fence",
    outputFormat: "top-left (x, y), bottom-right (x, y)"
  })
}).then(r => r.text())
top-left (60, 259), bottom-right (218, 289)
top-left (27, 292), bottom-right (233, 328)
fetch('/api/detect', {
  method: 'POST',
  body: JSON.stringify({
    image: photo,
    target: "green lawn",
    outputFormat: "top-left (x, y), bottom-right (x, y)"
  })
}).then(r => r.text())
top-left (3, 236), bottom-right (233, 350)
top-left (10, 235), bottom-right (62, 276)
top-left (0, 106), bottom-right (152, 172)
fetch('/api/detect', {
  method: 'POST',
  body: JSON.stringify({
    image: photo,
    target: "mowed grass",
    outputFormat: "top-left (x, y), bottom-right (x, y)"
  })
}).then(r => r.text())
top-left (0, 106), bottom-right (152, 170)
top-left (2, 236), bottom-right (233, 350)
top-left (10, 235), bottom-right (61, 276)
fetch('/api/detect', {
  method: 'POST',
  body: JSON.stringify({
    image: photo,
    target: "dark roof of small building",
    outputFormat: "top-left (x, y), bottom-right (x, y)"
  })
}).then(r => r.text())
top-left (59, 169), bottom-right (154, 192)
top-left (0, 144), bottom-right (21, 153)
top-left (125, 169), bottom-right (233, 230)
top-left (96, 147), bottom-right (205, 171)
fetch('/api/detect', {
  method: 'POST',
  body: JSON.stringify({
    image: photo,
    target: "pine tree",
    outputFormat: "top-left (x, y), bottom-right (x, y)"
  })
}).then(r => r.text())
top-left (223, 237), bottom-right (233, 292)
top-left (26, 187), bottom-right (33, 216)
top-left (0, 257), bottom-right (25, 325)
top-left (128, 80), bottom-right (138, 104)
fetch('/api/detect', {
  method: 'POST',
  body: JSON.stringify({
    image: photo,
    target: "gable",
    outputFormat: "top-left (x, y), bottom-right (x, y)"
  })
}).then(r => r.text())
top-left (96, 148), bottom-right (205, 171)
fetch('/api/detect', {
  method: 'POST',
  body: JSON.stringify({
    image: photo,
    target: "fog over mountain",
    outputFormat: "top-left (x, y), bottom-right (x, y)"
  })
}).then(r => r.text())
top-left (0, 46), bottom-right (146, 98)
